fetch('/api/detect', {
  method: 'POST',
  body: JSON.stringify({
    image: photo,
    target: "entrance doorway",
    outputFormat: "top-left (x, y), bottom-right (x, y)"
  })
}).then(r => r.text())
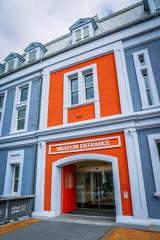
top-left (61, 161), bottom-right (115, 217)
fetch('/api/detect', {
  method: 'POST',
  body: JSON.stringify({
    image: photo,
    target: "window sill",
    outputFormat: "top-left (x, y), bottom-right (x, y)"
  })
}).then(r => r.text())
top-left (64, 99), bottom-right (95, 110)
top-left (10, 129), bottom-right (27, 135)
top-left (142, 104), bottom-right (160, 111)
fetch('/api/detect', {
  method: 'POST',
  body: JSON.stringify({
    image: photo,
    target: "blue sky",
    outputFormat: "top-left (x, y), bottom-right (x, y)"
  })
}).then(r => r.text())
top-left (0, 0), bottom-right (139, 62)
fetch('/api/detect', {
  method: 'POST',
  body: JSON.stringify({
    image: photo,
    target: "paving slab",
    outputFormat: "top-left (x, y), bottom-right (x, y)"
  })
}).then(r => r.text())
top-left (0, 220), bottom-right (110, 240)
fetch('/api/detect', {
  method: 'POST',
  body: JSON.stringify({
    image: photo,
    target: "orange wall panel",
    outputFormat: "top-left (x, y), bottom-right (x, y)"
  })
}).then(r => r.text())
top-left (44, 132), bottom-right (133, 216)
top-left (68, 103), bottom-right (95, 123)
top-left (47, 53), bottom-right (121, 127)
top-left (47, 72), bottom-right (64, 127)
top-left (97, 54), bottom-right (121, 117)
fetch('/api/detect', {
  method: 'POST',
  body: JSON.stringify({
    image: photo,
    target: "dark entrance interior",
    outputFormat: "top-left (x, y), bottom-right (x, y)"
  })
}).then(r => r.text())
top-left (61, 160), bottom-right (116, 218)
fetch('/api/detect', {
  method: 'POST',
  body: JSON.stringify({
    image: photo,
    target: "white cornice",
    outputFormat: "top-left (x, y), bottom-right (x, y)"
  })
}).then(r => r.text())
top-left (0, 108), bottom-right (160, 148)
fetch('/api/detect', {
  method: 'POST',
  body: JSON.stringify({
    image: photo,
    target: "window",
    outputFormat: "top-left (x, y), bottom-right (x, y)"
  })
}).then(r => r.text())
top-left (0, 92), bottom-right (6, 134)
top-left (20, 86), bottom-right (28, 102)
top-left (83, 26), bottom-right (89, 38)
top-left (0, 93), bottom-right (4, 123)
top-left (75, 29), bottom-right (81, 41)
top-left (70, 77), bottom-right (78, 105)
top-left (84, 72), bottom-right (94, 100)
top-left (63, 64), bottom-right (100, 123)
top-left (3, 150), bottom-right (24, 196)
top-left (138, 53), bottom-right (146, 67)
top-left (68, 68), bottom-right (95, 106)
top-left (28, 50), bottom-right (37, 62)
top-left (65, 172), bottom-right (74, 189)
top-left (16, 86), bottom-right (29, 131)
top-left (74, 25), bottom-right (91, 43)
top-left (153, 0), bottom-right (160, 10)
top-left (133, 49), bottom-right (159, 109)
top-left (17, 107), bottom-right (26, 130)
top-left (7, 60), bottom-right (15, 72)
top-left (12, 164), bottom-right (20, 194)
top-left (141, 69), bottom-right (153, 106)
top-left (148, 134), bottom-right (160, 195)
top-left (11, 84), bottom-right (30, 133)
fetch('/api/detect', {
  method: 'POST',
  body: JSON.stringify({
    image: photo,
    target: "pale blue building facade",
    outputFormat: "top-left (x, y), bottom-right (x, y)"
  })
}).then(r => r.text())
top-left (0, 0), bottom-right (160, 225)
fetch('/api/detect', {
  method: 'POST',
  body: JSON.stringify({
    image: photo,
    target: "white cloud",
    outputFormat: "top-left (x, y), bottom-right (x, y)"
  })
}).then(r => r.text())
top-left (0, 0), bottom-right (140, 62)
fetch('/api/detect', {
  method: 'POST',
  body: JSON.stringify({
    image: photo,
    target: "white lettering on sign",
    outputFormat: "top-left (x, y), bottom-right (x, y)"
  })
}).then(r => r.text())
top-left (49, 136), bottom-right (121, 155)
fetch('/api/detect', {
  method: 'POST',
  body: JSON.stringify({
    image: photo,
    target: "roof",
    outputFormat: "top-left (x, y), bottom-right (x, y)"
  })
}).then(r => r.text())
top-left (4, 53), bottom-right (25, 62)
top-left (0, 63), bottom-right (5, 69)
top-left (1, 1), bottom-right (159, 77)
top-left (24, 42), bottom-right (47, 53)
top-left (69, 18), bottom-right (97, 31)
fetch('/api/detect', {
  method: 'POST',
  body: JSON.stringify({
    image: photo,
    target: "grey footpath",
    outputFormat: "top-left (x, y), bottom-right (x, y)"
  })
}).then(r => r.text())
top-left (0, 220), bottom-right (110, 240)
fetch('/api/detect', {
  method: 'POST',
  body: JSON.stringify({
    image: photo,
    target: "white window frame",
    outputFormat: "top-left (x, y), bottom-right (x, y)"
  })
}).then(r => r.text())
top-left (12, 164), bottom-right (20, 194)
top-left (5, 58), bottom-right (21, 73)
top-left (10, 82), bottom-right (31, 134)
top-left (72, 22), bottom-right (95, 44)
top-left (0, 91), bottom-right (7, 135)
top-left (3, 150), bottom-right (24, 196)
top-left (133, 49), bottom-right (159, 110)
top-left (148, 133), bottom-right (160, 196)
top-left (26, 47), bottom-right (43, 63)
top-left (63, 64), bottom-right (100, 124)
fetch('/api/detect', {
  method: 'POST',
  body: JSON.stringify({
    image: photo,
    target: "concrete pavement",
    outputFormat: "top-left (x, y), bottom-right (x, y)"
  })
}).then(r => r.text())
top-left (0, 220), bottom-right (110, 240)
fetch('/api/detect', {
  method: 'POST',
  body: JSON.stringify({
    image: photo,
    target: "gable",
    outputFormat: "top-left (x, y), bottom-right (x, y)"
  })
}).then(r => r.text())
top-left (4, 53), bottom-right (24, 62)
top-left (69, 18), bottom-right (97, 31)
top-left (24, 42), bottom-right (47, 53)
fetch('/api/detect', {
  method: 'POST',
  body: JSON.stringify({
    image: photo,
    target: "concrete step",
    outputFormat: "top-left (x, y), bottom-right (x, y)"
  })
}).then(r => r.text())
top-left (52, 214), bottom-right (116, 226)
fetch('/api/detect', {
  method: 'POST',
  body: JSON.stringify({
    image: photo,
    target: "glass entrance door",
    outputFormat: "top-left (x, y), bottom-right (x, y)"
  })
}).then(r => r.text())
top-left (76, 170), bottom-right (115, 209)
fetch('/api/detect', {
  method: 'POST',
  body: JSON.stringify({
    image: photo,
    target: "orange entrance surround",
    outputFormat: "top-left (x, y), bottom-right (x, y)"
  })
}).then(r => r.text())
top-left (44, 132), bottom-right (133, 216)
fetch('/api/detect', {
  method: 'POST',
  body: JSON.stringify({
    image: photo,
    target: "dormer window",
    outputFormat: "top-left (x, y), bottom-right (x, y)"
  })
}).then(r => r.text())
top-left (83, 26), bottom-right (89, 38)
top-left (75, 29), bottom-right (81, 41)
top-left (24, 42), bottom-right (47, 64)
top-left (8, 60), bottom-right (15, 72)
top-left (75, 26), bottom-right (90, 42)
top-left (4, 53), bottom-right (25, 73)
top-left (0, 64), bottom-right (5, 75)
top-left (70, 18), bottom-right (98, 44)
top-left (28, 50), bottom-right (37, 62)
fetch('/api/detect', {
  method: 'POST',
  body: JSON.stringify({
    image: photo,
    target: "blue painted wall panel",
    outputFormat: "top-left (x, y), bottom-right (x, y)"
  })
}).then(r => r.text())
top-left (28, 79), bottom-right (41, 131)
top-left (1, 77), bottom-right (41, 136)
top-left (125, 39), bottom-right (160, 112)
top-left (0, 150), bottom-right (8, 195)
top-left (21, 146), bottom-right (35, 196)
top-left (0, 145), bottom-right (36, 196)
top-left (138, 127), bottom-right (160, 219)
top-left (1, 88), bottom-right (15, 136)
